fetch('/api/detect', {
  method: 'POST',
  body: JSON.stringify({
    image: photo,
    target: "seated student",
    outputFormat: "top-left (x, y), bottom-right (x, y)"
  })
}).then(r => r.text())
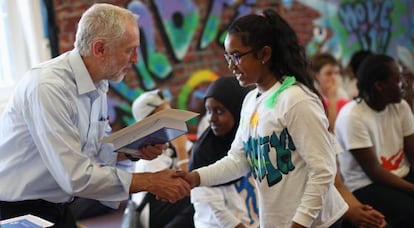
top-left (189, 76), bottom-right (255, 228)
top-left (311, 53), bottom-right (385, 227)
top-left (310, 52), bottom-right (349, 131)
top-left (331, 136), bottom-right (386, 228)
top-left (335, 54), bottom-right (414, 227)
top-left (130, 89), bottom-right (194, 228)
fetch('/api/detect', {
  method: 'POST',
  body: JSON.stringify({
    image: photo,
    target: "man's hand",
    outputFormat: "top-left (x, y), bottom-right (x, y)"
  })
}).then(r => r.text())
top-left (130, 169), bottom-right (191, 203)
top-left (126, 143), bottom-right (167, 160)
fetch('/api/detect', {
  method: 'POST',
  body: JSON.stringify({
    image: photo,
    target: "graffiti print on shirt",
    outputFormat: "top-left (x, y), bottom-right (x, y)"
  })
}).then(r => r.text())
top-left (243, 128), bottom-right (296, 187)
top-left (380, 149), bottom-right (405, 171)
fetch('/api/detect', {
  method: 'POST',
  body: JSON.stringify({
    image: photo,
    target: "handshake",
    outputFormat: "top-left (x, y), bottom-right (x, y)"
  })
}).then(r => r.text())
top-left (126, 144), bottom-right (200, 203)
top-left (129, 169), bottom-right (200, 203)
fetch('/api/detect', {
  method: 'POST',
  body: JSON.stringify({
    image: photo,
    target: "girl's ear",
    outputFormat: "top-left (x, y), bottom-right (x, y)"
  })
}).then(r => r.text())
top-left (258, 45), bottom-right (272, 64)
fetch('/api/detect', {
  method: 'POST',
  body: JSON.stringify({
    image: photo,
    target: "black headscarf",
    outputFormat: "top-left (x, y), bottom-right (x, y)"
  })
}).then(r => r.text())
top-left (189, 77), bottom-right (253, 185)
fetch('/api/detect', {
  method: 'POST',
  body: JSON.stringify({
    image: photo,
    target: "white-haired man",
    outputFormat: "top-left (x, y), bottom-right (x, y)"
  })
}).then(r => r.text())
top-left (0, 4), bottom-right (189, 227)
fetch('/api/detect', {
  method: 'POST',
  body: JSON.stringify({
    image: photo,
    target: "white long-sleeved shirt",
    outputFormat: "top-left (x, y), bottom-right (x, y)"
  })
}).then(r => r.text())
top-left (197, 81), bottom-right (347, 227)
top-left (191, 185), bottom-right (251, 228)
top-left (0, 50), bottom-right (131, 203)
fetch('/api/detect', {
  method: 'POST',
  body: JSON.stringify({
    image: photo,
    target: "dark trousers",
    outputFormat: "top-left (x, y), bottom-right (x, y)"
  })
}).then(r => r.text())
top-left (329, 217), bottom-right (343, 228)
top-left (0, 199), bottom-right (77, 228)
top-left (353, 169), bottom-right (414, 228)
top-left (68, 197), bottom-right (115, 220)
top-left (141, 193), bottom-right (194, 228)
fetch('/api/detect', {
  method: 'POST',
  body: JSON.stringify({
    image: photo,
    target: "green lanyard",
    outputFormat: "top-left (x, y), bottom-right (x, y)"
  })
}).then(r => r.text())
top-left (264, 76), bottom-right (296, 109)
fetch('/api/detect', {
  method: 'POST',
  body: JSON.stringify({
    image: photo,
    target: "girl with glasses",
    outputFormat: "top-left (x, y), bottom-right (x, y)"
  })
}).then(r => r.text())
top-left (176, 8), bottom-right (347, 227)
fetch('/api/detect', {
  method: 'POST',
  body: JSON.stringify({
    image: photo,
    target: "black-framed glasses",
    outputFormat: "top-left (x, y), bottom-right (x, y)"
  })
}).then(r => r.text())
top-left (224, 49), bottom-right (256, 66)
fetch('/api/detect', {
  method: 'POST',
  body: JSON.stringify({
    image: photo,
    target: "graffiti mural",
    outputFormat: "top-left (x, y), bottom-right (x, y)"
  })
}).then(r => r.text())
top-left (151, 0), bottom-right (199, 61)
top-left (199, 0), bottom-right (257, 49)
top-left (127, 0), bottom-right (172, 89)
top-left (112, 0), bottom-right (263, 128)
top-left (300, 0), bottom-right (414, 65)
top-left (339, 0), bottom-right (393, 53)
top-left (122, 0), bottom-right (414, 108)
top-left (198, 0), bottom-right (234, 49)
top-left (119, 0), bottom-right (413, 120)
top-left (63, 0), bottom-right (413, 129)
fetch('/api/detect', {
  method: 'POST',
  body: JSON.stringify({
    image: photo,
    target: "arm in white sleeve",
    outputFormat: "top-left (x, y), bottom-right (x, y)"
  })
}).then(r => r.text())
top-left (196, 135), bottom-right (250, 187)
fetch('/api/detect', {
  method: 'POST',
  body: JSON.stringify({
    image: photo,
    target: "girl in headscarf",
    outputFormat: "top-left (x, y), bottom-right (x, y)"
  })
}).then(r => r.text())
top-left (189, 76), bottom-right (255, 228)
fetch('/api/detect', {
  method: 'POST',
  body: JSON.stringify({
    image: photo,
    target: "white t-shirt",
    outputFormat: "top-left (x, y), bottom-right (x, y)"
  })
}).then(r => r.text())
top-left (196, 81), bottom-right (347, 227)
top-left (335, 99), bottom-right (414, 192)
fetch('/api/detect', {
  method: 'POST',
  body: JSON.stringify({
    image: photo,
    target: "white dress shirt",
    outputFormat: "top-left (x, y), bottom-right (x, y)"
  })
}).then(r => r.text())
top-left (0, 50), bottom-right (131, 203)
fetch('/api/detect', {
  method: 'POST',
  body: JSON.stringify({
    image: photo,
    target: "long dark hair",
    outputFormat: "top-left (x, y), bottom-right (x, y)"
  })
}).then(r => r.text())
top-left (227, 8), bottom-right (320, 97)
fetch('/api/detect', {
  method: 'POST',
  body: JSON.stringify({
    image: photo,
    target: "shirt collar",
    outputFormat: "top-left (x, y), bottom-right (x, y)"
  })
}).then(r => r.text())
top-left (69, 49), bottom-right (108, 96)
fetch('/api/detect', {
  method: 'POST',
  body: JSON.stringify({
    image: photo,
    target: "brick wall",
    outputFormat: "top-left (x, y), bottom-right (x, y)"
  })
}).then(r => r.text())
top-left (51, 0), bottom-right (320, 130)
top-left (50, 0), bottom-right (414, 136)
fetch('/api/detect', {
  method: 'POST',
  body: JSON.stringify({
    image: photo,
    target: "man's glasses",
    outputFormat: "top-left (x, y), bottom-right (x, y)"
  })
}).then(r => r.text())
top-left (224, 49), bottom-right (256, 66)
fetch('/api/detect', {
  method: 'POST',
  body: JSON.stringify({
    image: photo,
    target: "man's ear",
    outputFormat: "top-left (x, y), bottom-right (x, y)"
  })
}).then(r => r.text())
top-left (92, 40), bottom-right (106, 58)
